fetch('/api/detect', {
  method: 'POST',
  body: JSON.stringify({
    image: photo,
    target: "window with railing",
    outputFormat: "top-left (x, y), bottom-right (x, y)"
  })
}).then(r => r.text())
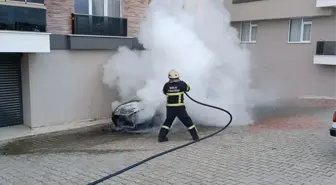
top-left (74, 0), bottom-right (122, 18)
top-left (0, 4), bottom-right (46, 32)
top-left (72, 0), bottom-right (126, 36)
top-left (4, 0), bottom-right (45, 4)
top-left (233, 0), bottom-right (263, 4)
top-left (72, 13), bottom-right (127, 36)
top-left (316, 41), bottom-right (336, 55)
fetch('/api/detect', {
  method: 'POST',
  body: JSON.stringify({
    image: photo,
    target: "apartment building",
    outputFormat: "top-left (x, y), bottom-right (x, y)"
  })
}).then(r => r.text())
top-left (0, 0), bottom-right (149, 129)
top-left (0, 0), bottom-right (335, 131)
top-left (224, 0), bottom-right (336, 99)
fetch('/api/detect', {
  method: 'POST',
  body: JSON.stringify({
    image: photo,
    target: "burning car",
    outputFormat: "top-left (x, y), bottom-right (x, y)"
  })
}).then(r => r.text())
top-left (110, 98), bottom-right (163, 133)
top-left (330, 111), bottom-right (336, 137)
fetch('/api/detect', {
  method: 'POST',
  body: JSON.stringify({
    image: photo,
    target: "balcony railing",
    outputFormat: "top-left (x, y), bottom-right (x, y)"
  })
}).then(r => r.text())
top-left (232, 0), bottom-right (263, 4)
top-left (6, 0), bottom-right (45, 4)
top-left (316, 41), bottom-right (336, 55)
top-left (314, 41), bottom-right (336, 65)
top-left (72, 13), bottom-right (127, 37)
top-left (0, 4), bottom-right (46, 32)
top-left (316, 0), bottom-right (336, 7)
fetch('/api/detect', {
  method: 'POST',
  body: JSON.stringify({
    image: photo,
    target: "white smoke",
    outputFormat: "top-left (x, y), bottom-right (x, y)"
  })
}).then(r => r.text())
top-left (103, 0), bottom-right (258, 126)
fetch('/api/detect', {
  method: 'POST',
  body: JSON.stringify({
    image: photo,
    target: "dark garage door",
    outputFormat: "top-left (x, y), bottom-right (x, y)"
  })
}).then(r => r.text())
top-left (0, 53), bottom-right (23, 127)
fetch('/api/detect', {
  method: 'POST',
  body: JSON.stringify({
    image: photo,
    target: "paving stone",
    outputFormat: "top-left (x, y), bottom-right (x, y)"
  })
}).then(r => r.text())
top-left (0, 107), bottom-right (335, 185)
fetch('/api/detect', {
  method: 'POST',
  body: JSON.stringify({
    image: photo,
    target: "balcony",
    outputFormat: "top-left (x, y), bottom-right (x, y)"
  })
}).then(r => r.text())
top-left (0, 4), bottom-right (46, 32)
top-left (314, 41), bottom-right (336, 65)
top-left (316, 0), bottom-right (336, 7)
top-left (232, 0), bottom-right (263, 4)
top-left (2, 0), bottom-right (44, 3)
top-left (0, 4), bottom-right (50, 52)
top-left (71, 13), bottom-right (127, 37)
top-left (0, 0), bottom-right (45, 4)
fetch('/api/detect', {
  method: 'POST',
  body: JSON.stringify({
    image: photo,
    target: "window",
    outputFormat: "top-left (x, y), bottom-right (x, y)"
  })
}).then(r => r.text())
top-left (74, 0), bottom-right (89, 14)
top-left (108, 0), bottom-right (122, 17)
top-left (288, 18), bottom-right (312, 43)
top-left (92, 0), bottom-right (105, 16)
top-left (239, 21), bottom-right (257, 43)
top-left (74, 0), bottom-right (122, 17)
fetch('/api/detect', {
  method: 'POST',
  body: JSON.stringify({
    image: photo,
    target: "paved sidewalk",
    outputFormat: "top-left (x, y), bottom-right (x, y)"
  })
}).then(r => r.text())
top-left (0, 107), bottom-right (335, 185)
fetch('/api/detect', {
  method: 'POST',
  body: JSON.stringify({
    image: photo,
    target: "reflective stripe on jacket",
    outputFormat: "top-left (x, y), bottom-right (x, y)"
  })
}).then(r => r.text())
top-left (162, 80), bottom-right (190, 107)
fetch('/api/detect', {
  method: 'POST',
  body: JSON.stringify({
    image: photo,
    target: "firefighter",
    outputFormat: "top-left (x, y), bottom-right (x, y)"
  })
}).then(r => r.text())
top-left (158, 69), bottom-right (200, 142)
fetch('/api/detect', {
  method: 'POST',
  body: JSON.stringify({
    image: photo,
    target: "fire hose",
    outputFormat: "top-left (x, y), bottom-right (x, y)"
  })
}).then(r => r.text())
top-left (87, 92), bottom-right (233, 185)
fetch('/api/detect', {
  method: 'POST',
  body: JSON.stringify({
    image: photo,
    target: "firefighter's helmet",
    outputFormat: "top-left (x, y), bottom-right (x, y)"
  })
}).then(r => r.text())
top-left (168, 69), bottom-right (179, 79)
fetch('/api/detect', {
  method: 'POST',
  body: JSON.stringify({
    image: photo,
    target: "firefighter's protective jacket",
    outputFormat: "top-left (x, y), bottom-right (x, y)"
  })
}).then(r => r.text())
top-left (162, 80), bottom-right (190, 107)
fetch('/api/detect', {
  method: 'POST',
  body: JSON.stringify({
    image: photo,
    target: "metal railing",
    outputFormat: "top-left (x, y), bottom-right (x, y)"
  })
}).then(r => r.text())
top-left (232, 0), bottom-right (263, 4)
top-left (316, 41), bottom-right (336, 55)
top-left (0, 4), bottom-right (46, 32)
top-left (72, 13), bottom-right (127, 37)
top-left (4, 0), bottom-right (44, 4)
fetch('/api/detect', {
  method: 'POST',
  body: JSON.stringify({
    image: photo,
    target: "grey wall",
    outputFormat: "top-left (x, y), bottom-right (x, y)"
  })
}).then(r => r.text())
top-left (21, 54), bottom-right (32, 127)
top-left (231, 14), bottom-right (336, 98)
top-left (21, 50), bottom-right (119, 128)
top-left (224, 0), bottom-right (334, 21)
top-left (49, 35), bottom-right (144, 50)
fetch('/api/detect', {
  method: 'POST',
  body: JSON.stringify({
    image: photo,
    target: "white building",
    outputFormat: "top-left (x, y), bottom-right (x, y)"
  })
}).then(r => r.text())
top-left (0, 0), bottom-right (147, 132)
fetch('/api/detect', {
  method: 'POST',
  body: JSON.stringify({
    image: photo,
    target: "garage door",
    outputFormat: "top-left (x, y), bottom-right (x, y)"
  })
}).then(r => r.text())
top-left (0, 53), bottom-right (23, 127)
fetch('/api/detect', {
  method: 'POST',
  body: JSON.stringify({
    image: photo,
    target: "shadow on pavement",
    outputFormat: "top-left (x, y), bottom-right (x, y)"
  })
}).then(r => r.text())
top-left (0, 125), bottom-right (145, 155)
top-left (2, 101), bottom-right (333, 156)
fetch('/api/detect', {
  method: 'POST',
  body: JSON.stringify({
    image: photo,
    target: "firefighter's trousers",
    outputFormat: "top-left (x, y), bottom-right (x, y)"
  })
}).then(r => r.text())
top-left (158, 106), bottom-right (199, 141)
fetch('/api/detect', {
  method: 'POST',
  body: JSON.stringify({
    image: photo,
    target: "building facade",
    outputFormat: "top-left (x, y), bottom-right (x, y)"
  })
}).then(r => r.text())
top-left (0, 0), bottom-right (148, 129)
top-left (225, 0), bottom-right (336, 99)
top-left (0, 0), bottom-right (335, 130)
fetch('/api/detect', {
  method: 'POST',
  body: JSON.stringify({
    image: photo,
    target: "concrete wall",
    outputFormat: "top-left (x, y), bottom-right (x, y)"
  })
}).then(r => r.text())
top-left (224, 0), bottom-right (334, 22)
top-left (231, 15), bottom-right (336, 98)
top-left (21, 54), bottom-right (32, 127)
top-left (21, 50), bottom-right (118, 128)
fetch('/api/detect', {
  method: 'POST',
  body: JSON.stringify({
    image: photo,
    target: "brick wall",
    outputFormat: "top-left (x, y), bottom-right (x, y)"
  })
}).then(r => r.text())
top-left (45, 0), bottom-right (74, 34)
top-left (123, 0), bottom-right (149, 37)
